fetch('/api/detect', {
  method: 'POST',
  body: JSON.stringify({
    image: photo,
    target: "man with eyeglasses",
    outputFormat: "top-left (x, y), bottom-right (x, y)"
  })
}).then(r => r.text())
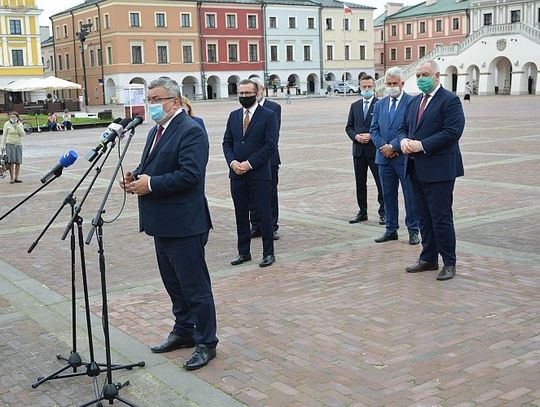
top-left (222, 79), bottom-right (278, 268)
top-left (120, 77), bottom-right (218, 370)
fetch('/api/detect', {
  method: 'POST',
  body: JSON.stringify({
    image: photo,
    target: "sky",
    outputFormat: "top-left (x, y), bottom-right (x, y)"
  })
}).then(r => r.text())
top-left (37, 0), bottom-right (421, 28)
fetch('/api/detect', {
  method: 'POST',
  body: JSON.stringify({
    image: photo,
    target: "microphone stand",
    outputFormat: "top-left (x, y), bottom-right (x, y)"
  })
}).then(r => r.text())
top-left (29, 141), bottom-right (143, 397)
top-left (83, 130), bottom-right (142, 407)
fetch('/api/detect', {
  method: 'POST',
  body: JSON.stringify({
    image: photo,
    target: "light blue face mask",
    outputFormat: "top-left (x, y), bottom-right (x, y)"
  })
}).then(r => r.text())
top-left (148, 103), bottom-right (167, 122)
top-left (361, 89), bottom-right (374, 99)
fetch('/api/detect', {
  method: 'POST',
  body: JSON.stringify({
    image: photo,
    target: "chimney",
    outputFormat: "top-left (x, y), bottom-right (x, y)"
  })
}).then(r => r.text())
top-left (385, 2), bottom-right (404, 16)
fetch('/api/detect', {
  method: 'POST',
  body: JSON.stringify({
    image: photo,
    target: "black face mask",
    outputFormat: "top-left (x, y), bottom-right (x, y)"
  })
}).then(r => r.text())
top-left (239, 95), bottom-right (257, 109)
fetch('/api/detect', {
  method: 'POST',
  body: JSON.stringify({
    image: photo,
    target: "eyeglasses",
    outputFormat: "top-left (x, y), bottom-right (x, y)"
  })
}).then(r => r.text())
top-left (238, 92), bottom-right (256, 97)
top-left (146, 97), bottom-right (175, 104)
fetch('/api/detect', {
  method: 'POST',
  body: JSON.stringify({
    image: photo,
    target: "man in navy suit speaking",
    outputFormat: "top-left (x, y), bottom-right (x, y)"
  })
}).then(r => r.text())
top-left (370, 67), bottom-right (419, 245)
top-left (222, 79), bottom-right (278, 268)
top-left (120, 77), bottom-right (218, 370)
top-left (398, 61), bottom-right (465, 281)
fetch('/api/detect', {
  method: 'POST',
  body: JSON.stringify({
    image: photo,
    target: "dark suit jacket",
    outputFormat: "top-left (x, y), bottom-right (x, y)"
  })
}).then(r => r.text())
top-left (371, 92), bottom-right (411, 165)
top-left (133, 111), bottom-right (212, 237)
top-left (222, 105), bottom-right (278, 181)
top-left (261, 98), bottom-right (282, 166)
top-left (346, 97), bottom-right (379, 158)
top-left (191, 115), bottom-right (207, 134)
top-left (397, 86), bottom-right (465, 183)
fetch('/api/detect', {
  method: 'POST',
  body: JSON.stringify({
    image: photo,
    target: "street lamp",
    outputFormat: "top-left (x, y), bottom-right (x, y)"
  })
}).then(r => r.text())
top-left (77, 23), bottom-right (92, 107)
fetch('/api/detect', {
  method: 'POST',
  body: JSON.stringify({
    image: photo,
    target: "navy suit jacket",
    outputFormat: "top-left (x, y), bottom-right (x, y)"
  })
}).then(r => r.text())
top-left (397, 86), bottom-right (465, 183)
top-left (191, 115), bottom-right (207, 134)
top-left (346, 97), bottom-right (379, 158)
top-left (222, 104), bottom-right (278, 181)
top-left (134, 111), bottom-right (212, 237)
top-left (261, 98), bottom-right (282, 166)
top-left (371, 92), bottom-right (412, 165)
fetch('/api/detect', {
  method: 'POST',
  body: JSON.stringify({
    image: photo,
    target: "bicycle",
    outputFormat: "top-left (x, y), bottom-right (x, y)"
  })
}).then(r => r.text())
top-left (21, 120), bottom-right (33, 134)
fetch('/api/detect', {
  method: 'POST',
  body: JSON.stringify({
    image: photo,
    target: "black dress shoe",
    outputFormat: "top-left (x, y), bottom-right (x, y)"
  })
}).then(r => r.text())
top-left (436, 265), bottom-right (456, 281)
top-left (374, 231), bottom-right (398, 243)
top-left (408, 231), bottom-right (420, 245)
top-left (150, 332), bottom-right (195, 353)
top-left (405, 259), bottom-right (439, 273)
top-left (259, 255), bottom-right (275, 267)
top-left (378, 214), bottom-right (386, 225)
top-left (273, 231), bottom-right (280, 240)
top-left (231, 254), bottom-right (252, 265)
top-left (349, 214), bottom-right (368, 224)
top-left (183, 344), bottom-right (216, 370)
top-left (250, 229), bottom-right (262, 238)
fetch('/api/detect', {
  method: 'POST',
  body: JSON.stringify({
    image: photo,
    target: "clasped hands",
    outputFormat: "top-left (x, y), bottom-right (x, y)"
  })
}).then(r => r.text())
top-left (230, 160), bottom-right (251, 175)
top-left (400, 138), bottom-right (424, 154)
top-left (354, 133), bottom-right (371, 144)
top-left (119, 171), bottom-right (151, 196)
top-left (380, 144), bottom-right (399, 159)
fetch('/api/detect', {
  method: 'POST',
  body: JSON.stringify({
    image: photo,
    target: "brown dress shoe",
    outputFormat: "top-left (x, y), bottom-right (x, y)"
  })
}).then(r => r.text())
top-left (405, 259), bottom-right (439, 273)
top-left (436, 266), bottom-right (456, 281)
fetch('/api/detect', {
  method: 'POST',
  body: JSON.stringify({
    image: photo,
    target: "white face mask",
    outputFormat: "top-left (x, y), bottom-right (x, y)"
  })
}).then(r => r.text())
top-left (387, 87), bottom-right (401, 98)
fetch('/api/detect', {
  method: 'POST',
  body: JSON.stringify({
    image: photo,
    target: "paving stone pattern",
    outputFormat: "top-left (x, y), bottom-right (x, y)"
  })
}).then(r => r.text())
top-left (0, 95), bottom-right (539, 406)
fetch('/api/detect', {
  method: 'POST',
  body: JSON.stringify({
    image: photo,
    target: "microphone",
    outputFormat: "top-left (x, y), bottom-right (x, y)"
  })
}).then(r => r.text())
top-left (40, 150), bottom-right (78, 183)
top-left (121, 116), bottom-right (144, 136)
top-left (85, 117), bottom-right (131, 161)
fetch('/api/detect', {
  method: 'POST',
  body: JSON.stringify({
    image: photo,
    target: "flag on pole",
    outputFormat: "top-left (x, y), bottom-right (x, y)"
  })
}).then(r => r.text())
top-left (343, 3), bottom-right (352, 14)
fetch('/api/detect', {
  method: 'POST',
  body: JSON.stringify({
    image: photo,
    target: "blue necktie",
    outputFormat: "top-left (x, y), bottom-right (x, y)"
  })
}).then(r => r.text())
top-left (363, 100), bottom-right (370, 119)
top-left (388, 98), bottom-right (397, 123)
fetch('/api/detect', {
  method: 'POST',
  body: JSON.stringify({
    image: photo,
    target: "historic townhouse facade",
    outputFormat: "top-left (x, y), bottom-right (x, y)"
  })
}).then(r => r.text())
top-left (0, 0), bottom-right (43, 103)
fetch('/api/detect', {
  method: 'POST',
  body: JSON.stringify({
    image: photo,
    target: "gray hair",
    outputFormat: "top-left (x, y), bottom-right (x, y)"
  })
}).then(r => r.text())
top-left (148, 76), bottom-right (182, 98)
top-left (421, 60), bottom-right (440, 73)
top-left (385, 67), bottom-right (404, 81)
top-left (250, 76), bottom-right (266, 90)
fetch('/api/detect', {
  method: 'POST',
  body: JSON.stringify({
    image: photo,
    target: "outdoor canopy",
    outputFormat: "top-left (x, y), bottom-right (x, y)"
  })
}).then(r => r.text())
top-left (0, 76), bottom-right (82, 92)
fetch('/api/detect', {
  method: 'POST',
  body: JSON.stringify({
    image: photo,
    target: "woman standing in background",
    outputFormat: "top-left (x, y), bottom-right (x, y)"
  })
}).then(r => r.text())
top-left (1, 111), bottom-right (25, 184)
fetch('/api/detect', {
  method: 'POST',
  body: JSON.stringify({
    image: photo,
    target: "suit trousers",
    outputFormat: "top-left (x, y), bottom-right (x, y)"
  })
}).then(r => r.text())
top-left (408, 161), bottom-right (457, 266)
top-left (378, 162), bottom-right (418, 233)
top-left (353, 155), bottom-right (384, 216)
top-left (154, 232), bottom-right (218, 347)
top-left (231, 178), bottom-right (274, 257)
top-left (250, 164), bottom-right (279, 232)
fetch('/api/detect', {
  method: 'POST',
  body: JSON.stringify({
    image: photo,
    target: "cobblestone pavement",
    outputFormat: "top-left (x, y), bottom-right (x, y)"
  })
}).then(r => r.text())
top-left (0, 95), bottom-right (539, 406)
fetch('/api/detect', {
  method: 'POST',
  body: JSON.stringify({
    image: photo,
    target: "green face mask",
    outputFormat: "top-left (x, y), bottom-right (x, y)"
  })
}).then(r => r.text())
top-left (417, 76), bottom-right (435, 93)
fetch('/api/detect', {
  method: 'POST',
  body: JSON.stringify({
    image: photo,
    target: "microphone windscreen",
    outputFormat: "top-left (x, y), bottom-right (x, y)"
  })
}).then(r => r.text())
top-left (113, 117), bottom-right (123, 124)
top-left (59, 150), bottom-right (78, 168)
top-left (119, 117), bottom-right (131, 128)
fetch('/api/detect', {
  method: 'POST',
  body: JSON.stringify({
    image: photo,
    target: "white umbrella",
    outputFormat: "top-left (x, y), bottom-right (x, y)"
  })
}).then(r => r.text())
top-left (0, 76), bottom-right (81, 92)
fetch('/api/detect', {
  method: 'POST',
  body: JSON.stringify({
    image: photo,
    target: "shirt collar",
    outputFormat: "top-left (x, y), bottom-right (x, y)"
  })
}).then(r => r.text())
top-left (243, 104), bottom-right (258, 116)
top-left (160, 108), bottom-right (184, 131)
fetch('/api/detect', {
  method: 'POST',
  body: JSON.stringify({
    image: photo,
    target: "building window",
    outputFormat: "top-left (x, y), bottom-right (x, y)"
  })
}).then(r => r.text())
top-left (343, 18), bottom-right (350, 31)
top-left (107, 46), bottom-right (112, 64)
top-left (181, 13), bottom-right (191, 27)
top-left (269, 16), bottom-right (277, 28)
top-left (406, 23), bottom-right (412, 35)
top-left (303, 45), bottom-right (311, 61)
top-left (453, 17), bottom-right (459, 30)
top-left (87, 18), bottom-right (92, 31)
top-left (270, 45), bottom-right (278, 61)
top-left (206, 14), bottom-right (216, 28)
top-left (58, 54), bottom-right (63, 70)
top-left (63, 24), bottom-right (68, 37)
top-left (249, 44), bottom-right (258, 62)
top-left (380, 52), bottom-right (384, 64)
top-left (405, 46), bottom-right (411, 59)
top-left (511, 10), bottom-right (521, 23)
top-left (207, 44), bottom-right (217, 62)
top-left (226, 14), bottom-right (237, 29)
top-left (78, 20), bottom-right (83, 31)
top-left (66, 54), bottom-right (70, 69)
top-left (419, 45), bottom-right (426, 58)
top-left (390, 48), bottom-right (396, 61)
top-left (289, 17), bottom-right (296, 29)
top-left (419, 21), bottom-right (426, 33)
top-left (95, 16), bottom-right (100, 30)
top-left (156, 13), bottom-right (166, 27)
top-left (538, 8), bottom-right (540, 23)
top-left (9, 19), bottom-right (22, 34)
top-left (97, 48), bottom-right (102, 66)
top-left (55, 26), bottom-right (60, 39)
top-left (326, 45), bottom-right (333, 60)
top-left (483, 13), bottom-right (492, 26)
top-left (344, 45), bottom-right (350, 60)
top-left (90, 49), bottom-right (95, 67)
top-left (326, 18), bottom-right (333, 30)
top-left (391, 25), bottom-right (397, 36)
top-left (130, 12), bottom-right (140, 27)
top-left (286, 45), bottom-right (294, 61)
top-left (247, 14), bottom-right (257, 29)
top-left (435, 19), bottom-right (442, 31)
top-left (131, 45), bottom-right (142, 64)
top-left (182, 45), bottom-right (193, 63)
top-left (358, 18), bottom-right (365, 30)
top-left (228, 44), bottom-right (238, 62)
top-left (157, 45), bottom-right (168, 63)
top-left (308, 17), bottom-right (315, 29)
top-left (104, 14), bottom-right (110, 29)
top-left (359, 45), bottom-right (365, 60)
top-left (380, 30), bottom-right (384, 40)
